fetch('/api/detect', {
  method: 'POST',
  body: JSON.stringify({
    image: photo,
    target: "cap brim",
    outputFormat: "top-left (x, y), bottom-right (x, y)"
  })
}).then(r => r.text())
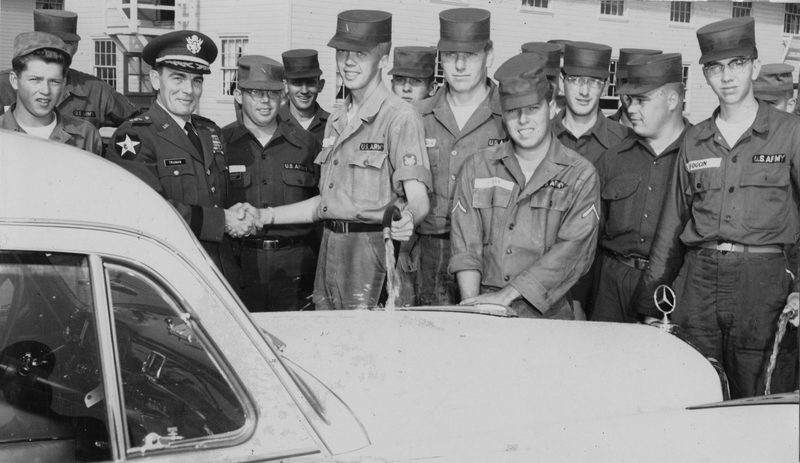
top-left (327, 35), bottom-right (378, 52)
top-left (437, 39), bottom-right (486, 54)
top-left (284, 69), bottom-right (323, 79)
top-left (563, 65), bottom-right (608, 80)
top-left (617, 81), bottom-right (662, 95)
top-left (161, 62), bottom-right (211, 75)
top-left (500, 92), bottom-right (546, 112)
top-left (698, 45), bottom-right (756, 64)
top-left (238, 80), bottom-right (284, 91)
top-left (388, 67), bottom-right (433, 78)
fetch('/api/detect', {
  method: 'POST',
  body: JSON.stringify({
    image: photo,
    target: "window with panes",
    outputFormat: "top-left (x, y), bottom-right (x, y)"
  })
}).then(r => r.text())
top-left (670, 2), bottom-right (692, 24)
top-left (220, 37), bottom-right (248, 97)
top-left (600, 0), bottom-right (624, 17)
top-left (599, 59), bottom-right (618, 111)
top-left (94, 40), bottom-right (118, 89)
top-left (522, 0), bottom-right (549, 8)
top-left (732, 2), bottom-right (752, 18)
top-left (35, 0), bottom-right (63, 9)
top-left (124, 54), bottom-right (153, 96)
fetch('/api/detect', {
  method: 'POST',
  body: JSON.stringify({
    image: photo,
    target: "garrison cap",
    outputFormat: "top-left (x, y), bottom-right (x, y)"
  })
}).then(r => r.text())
top-left (328, 10), bottom-right (392, 52)
top-left (618, 53), bottom-right (683, 95)
top-left (563, 42), bottom-right (612, 79)
top-left (237, 55), bottom-right (284, 91)
top-left (282, 49), bottom-right (322, 79)
top-left (438, 8), bottom-right (491, 53)
top-left (521, 42), bottom-right (561, 78)
top-left (696, 17), bottom-right (757, 65)
top-left (494, 53), bottom-right (549, 112)
top-left (617, 48), bottom-right (662, 81)
top-left (13, 32), bottom-right (72, 67)
top-left (389, 46), bottom-right (436, 78)
top-left (754, 63), bottom-right (795, 102)
top-left (33, 10), bottom-right (80, 42)
top-left (143, 30), bottom-right (217, 75)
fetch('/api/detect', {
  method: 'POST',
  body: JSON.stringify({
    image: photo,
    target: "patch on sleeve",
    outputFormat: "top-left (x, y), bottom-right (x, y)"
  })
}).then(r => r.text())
top-left (686, 158), bottom-right (721, 172)
top-left (403, 154), bottom-right (417, 166)
top-left (115, 134), bottom-right (141, 160)
top-left (752, 154), bottom-right (786, 164)
top-left (425, 138), bottom-right (436, 148)
top-left (451, 198), bottom-right (467, 215)
top-left (581, 204), bottom-right (599, 221)
top-left (474, 177), bottom-right (515, 191)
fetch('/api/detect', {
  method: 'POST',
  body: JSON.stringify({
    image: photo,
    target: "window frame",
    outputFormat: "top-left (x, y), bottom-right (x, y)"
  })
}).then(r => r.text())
top-left (599, 59), bottom-right (619, 112)
top-left (731, 2), bottom-right (752, 18)
top-left (122, 53), bottom-right (154, 97)
top-left (94, 39), bottom-right (118, 90)
top-left (785, 3), bottom-right (800, 35)
top-left (219, 36), bottom-right (249, 98)
top-left (670, 1), bottom-right (692, 24)
top-left (35, 0), bottom-right (63, 9)
top-left (600, 0), bottom-right (625, 17)
top-left (521, 0), bottom-right (550, 10)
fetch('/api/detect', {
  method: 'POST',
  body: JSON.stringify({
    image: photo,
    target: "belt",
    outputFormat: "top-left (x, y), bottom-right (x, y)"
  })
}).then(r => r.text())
top-left (420, 232), bottom-right (450, 240)
top-left (607, 252), bottom-right (649, 270)
top-left (241, 236), bottom-right (307, 250)
top-left (324, 220), bottom-right (383, 234)
top-left (696, 242), bottom-right (783, 254)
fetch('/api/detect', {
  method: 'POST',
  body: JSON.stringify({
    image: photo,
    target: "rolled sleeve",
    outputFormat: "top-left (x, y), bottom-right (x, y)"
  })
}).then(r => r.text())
top-left (388, 111), bottom-right (432, 194)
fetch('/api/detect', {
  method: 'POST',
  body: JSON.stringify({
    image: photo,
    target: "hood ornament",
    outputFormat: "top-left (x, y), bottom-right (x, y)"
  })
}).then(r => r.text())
top-left (652, 284), bottom-right (678, 333)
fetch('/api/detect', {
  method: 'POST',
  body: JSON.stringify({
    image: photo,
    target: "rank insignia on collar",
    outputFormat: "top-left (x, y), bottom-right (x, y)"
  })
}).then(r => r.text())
top-left (186, 35), bottom-right (203, 54)
top-left (403, 154), bottom-right (417, 166)
top-left (116, 134), bottom-right (140, 160)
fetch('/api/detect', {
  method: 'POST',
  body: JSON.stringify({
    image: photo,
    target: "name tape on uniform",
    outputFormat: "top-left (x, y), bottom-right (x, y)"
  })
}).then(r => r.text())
top-left (285, 163), bottom-right (311, 172)
top-left (229, 165), bottom-right (246, 173)
top-left (164, 158), bottom-right (186, 166)
top-left (686, 158), bottom-right (722, 172)
top-left (322, 137), bottom-right (336, 148)
top-left (360, 142), bottom-right (385, 151)
top-left (474, 177), bottom-right (515, 191)
top-left (425, 139), bottom-right (436, 148)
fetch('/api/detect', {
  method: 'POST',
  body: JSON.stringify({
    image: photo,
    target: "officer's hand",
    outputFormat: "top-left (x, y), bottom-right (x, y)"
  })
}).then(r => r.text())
top-left (783, 292), bottom-right (799, 328)
top-left (397, 252), bottom-right (417, 273)
top-left (225, 206), bottom-right (257, 238)
top-left (390, 210), bottom-right (415, 241)
top-left (232, 203), bottom-right (261, 222)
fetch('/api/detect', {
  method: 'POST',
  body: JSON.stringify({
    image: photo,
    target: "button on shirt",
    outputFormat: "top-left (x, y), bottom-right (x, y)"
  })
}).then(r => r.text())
top-left (553, 108), bottom-right (633, 165)
top-left (315, 84), bottom-right (432, 223)
top-left (416, 80), bottom-right (507, 235)
top-left (449, 139), bottom-right (600, 314)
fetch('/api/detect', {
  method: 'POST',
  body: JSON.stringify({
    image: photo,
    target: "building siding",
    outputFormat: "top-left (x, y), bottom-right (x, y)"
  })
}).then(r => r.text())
top-left (0, 0), bottom-right (34, 70)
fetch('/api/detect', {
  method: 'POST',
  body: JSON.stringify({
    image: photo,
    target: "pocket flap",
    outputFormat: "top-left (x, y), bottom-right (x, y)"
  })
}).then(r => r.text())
top-left (740, 164), bottom-right (790, 188)
top-left (281, 169), bottom-right (318, 187)
top-left (601, 177), bottom-right (639, 201)
top-left (348, 150), bottom-right (388, 169)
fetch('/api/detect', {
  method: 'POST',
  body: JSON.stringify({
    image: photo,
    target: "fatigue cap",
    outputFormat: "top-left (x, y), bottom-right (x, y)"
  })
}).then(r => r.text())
top-left (237, 55), bottom-right (284, 91)
top-left (617, 48), bottom-right (662, 81)
top-left (13, 32), bottom-right (72, 67)
top-left (389, 46), bottom-right (436, 78)
top-left (563, 42), bottom-right (612, 79)
top-left (282, 49), bottom-right (322, 79)
top-left (494, 53), bottom-right (549, 112)
top-left (618, 53), bottom-right (683, 95)
top-left (521, 42), bottom-right (561, 78)
top-left (143, 30), bottom-right (217, 75)
top-left (754, 63), bottom-right (795, 102)
top-left (33, 10), bottom-right (80, 42)
top-left (328, 10), bottom-right (392, 52)
top-left (696, 17), bottom-right (756, 64)
top-left (438, 8), bottom-right (491, 53)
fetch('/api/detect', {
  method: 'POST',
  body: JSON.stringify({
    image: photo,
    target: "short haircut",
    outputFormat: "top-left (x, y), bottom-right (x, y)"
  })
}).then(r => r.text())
top-left (12, 48), bottom-right (69, 77)
top-left (484, 40), bottom-right (494, 53)
top-left (661, 82), bottom-right (685, 99)
top-left (376, 41), bottom-right (392, 58)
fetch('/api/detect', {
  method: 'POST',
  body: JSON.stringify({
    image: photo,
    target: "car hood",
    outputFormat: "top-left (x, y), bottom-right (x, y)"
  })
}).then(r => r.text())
top-left (257, 310), bottom-right (724, 461)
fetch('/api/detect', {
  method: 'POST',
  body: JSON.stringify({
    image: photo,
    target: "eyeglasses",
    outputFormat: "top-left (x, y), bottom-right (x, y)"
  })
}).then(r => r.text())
top-left (564, 76), bottom-right (605, 90)
top-left (241, 88), bottom-right (282, 100)
top-left (703, 57), bottom-right (752, 77)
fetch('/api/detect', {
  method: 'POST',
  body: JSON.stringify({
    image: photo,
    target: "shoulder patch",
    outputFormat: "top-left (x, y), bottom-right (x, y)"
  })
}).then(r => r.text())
top-left (115, 133), bottom-right (141, 160)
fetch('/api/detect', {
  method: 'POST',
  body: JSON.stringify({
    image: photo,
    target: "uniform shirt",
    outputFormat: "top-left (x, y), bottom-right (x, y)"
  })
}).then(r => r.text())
top-left (634, 101), bottom-right (800, 317)
top-left (315, 83), bottom-right (432, 223)
top-left (0, 68), bottom-right (139, 128)
top-left (278, 102), bottom-right (330, 146)
top-left (449, 139), bottom-right (600, 314)
top-left (597, 123), bottom-right (689, 259)
top-left (0, 103), bottom-right (103, 156)
top-left (416, 79), bottom-right (507, 235)
top-left (553, 108), bottom-right (633, 165)
top-left (607, 107), bottom-right (624, 123)
top-left (222, 116), bottom-right (321, 239)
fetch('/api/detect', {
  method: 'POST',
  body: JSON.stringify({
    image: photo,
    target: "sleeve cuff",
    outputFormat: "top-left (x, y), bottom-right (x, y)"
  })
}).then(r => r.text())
top-left (393, 165), bottom-right (433, 193)
top-left (448, 252), bottom-right (483, 276)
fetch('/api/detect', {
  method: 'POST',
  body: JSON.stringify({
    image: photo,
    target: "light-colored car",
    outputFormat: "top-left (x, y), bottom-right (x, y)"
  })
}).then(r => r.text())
top-left (0, 130), bottom-right (796, 462)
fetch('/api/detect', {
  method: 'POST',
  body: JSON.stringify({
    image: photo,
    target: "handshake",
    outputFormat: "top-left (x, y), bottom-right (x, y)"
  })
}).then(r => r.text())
top-left (223, 203), bottom-right (268, 238)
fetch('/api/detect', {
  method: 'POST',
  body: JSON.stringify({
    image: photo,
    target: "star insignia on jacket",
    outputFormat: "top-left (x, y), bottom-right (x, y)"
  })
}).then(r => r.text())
top-left (116, 134), bottom-right (140, 158)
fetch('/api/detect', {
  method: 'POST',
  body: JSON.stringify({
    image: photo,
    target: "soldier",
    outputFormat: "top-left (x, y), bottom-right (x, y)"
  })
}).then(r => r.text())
top-left (607, 49), bottom-right (662, 128)
top-left (449, 52), bottom-right (599, 319)
top-left (107, 31), bottom-right (253, 285)
top-left (590, 54), bottom-right (689, 323)
top-left (389, 46), bottom-right (438, 104)
top-left (522, 42), bottom-right (563, 111)
top-left (0, 10), bottom-right (139, 128)
top-left (410, 8), bottom-right (506, 306)
top-left (632, 18), bottom-right (799, 398)
top-left (0, 32), bottom-right (102, 156)
top-left (279, 49), bottom-right (329, 144)
top-left (244, 10), bottom-right (431, 311)
top-left (753, 63), bottom-right (796, 114)
top-left (222, 55), bottom-right (320, 312)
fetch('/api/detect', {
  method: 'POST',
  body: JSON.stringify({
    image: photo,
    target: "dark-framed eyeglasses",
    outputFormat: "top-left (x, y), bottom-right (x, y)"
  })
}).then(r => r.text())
top-left (241, 88), bottom-right (282, 100)
top-left (703, 57), bottom-right (752, 77)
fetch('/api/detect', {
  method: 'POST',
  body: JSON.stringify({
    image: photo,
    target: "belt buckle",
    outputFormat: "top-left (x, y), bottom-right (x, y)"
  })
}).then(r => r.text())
top-left (634, 258), bottom-right (649, 270)
top-left (262, 239), bottom-right (280, 250)
top-left (716, 242), bottom-right (735, 252)
top-left (335, 221), bottom-right (348, 233)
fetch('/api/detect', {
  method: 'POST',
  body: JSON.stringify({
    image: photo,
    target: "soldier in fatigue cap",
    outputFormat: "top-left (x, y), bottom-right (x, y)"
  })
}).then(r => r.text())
top-left (222, 55), bottom-right (321, 312)
top-left (608, 48), bottom-right (662, 127)
top-left (0, 32), bottom-right (102, 156)
top-left (449, 52), bottom-right (599, 319)
top-left (279, 49), bottom-right (329, 144)
top-left (591, 53), bottom-right (689, 323)
top-left (632, 17), bottom-right (800, 398)
top-left (108, 30), bottom-right (254, 289)
top-left (241, 10), bottom-right (432, 311)
top-left (389, 46), bottom-right (438, 104)
top-left (754, 63), bottom-right (796, 113)
top-left (0, 10), bottom-right (139, 128)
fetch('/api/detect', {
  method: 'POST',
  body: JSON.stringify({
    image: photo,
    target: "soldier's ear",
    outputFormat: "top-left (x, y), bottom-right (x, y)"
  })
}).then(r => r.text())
top-left (233, 88), bottom-right (243, 105)
top-left (149, 69), bottom-right (161, 92)
top-left (318, 79), bottom-right (325, 92)
top-left (787, 97), bottom-right (797, 115)
top-left (8, 71), bottom-right (18, 92)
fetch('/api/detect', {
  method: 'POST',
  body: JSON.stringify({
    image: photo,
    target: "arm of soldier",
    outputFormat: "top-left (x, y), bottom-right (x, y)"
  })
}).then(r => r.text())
top-left (246, 196), bottom-right (322, 227)
top-left (447, 158), bottom-right (485, 302)
top-left (391, 180), bottom-right (429, 241)
top-left (101, 83), bottom-right (141, 127)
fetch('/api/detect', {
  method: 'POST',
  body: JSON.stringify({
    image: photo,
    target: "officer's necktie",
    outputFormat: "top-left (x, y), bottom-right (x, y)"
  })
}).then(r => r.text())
top-left (184, 121), bottom-right (203, 155)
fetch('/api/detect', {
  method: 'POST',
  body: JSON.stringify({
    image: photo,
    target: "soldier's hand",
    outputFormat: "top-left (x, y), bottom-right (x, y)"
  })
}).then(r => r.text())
top-left (232, 203), bottom-right (261, 222)
top-left (225, 206), bottom-right (257, 238)
top-left (460, 285), bottom-right (520, 307)
top-left (783, 292), bottom-right (799, 328)
top-left (390, 210), bottom-right (415, 241)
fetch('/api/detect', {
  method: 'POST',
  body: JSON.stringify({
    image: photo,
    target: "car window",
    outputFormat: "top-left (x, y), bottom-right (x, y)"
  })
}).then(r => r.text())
top-left (104, 262), bottom-right (248, 455)
top-left (0, 251), bottom-right (112, 462)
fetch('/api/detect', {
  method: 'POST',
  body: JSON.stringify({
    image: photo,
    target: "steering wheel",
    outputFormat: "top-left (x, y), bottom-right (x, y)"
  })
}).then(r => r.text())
top-left (0, 340), bottom-right (56, 414)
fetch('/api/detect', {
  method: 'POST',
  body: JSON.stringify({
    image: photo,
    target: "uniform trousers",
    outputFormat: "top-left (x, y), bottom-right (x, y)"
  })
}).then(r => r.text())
top-left (240, 245), bottom-right (316, 312)
top-left (417, 235), bottom-right (459, 306)
top-left (590, 253), bottom-right (643, 323)
top-left (674, 248), bottom-right (797, 398)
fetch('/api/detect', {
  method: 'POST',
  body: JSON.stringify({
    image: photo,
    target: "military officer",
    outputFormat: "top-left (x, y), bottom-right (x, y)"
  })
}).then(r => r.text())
top-left (107, 31), bottom-right (253, 284)
top-left (389, 46), bottom-right (438, 104)
top-left (0, 10), bottom-right (139, 128)
top-left (409, 8), bottom-right (507, 307)
top-left (607, 49), bottom-right (663, 127)
top-left (244, 10), bottom-right (432, 311)
top-left (632, 18), bottom-right (799, 398)
top-left (279, 49), bottom-right (329, 144)
top-left (222, 55), bottom-right (320, 312)
top-left (0, 32), bottom-right (102, 156)
top-left (591, 54), bottom-right (688, 323)
top-left (449, 52), bottom-right (599, 319)
top-left (753, 63), bottom-right (796, 114)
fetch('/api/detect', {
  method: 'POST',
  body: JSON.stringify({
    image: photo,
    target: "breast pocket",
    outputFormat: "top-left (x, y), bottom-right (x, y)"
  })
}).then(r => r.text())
top-left (601, 176), bottom-right (640, 237)
top-left (281, 169), bottom-right (318, 203)
top-left (347, 150), bottom-right (390, 205)
top-left (157, 162), bottom-right (197, 204)
top-left (740, 164), bottom-right (790, 231)
top-left (472, 187), bottom-right (512, 244)
top-left (687, 169), bottom-right (722, 238)
top-left (529, 189), bottom-right (571, 249)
